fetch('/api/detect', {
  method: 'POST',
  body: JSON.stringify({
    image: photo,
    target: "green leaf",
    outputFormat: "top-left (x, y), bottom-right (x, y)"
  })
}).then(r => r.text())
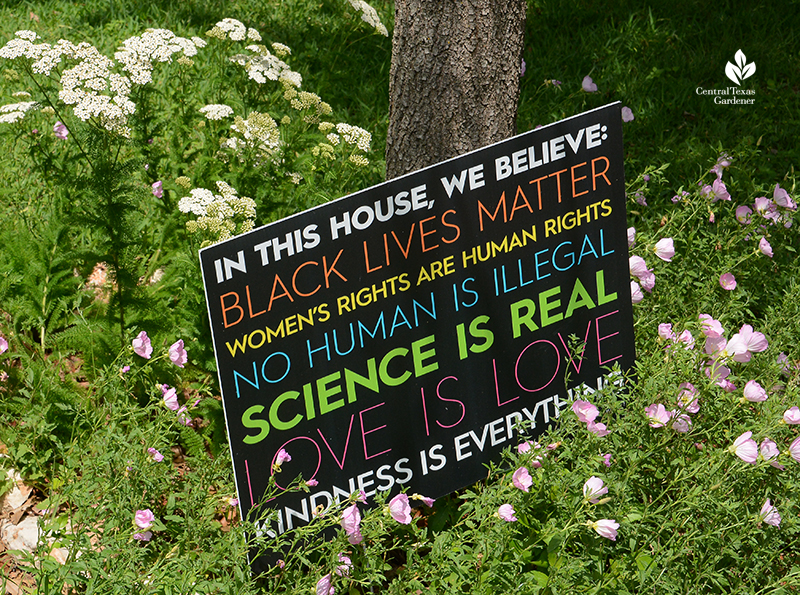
top-left (635, 553), bottom-right (654, 573)
top-left (532, 570), bottom-right (549, 587)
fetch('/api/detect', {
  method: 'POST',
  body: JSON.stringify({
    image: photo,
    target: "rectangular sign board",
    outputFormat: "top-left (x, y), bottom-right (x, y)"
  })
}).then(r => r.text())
top-left (200, 102), bottom-right (635, 536)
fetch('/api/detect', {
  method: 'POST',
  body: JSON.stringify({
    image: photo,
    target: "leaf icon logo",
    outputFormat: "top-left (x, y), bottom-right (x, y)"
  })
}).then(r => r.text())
top-left (725, 49), bottom-right (756, 85)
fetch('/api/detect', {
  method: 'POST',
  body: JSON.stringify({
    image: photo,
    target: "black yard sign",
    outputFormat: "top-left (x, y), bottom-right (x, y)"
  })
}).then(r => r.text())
top-left (200, 102), bottom-right (635, 536)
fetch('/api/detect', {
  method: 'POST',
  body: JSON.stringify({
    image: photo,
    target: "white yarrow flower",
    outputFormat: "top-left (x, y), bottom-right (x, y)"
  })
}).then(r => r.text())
top-left (199, 104), bottom-right (234, 120)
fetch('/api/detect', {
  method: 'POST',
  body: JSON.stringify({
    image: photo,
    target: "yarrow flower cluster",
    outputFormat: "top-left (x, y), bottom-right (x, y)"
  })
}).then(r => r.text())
top-left (179, 181), bottom-right (256, 245)
top-left (0, 100), bottom-right (39, 124)
top-left (199, 104), bottom-right (234, 120)
top-left (228, 41), bottom-right (301, 87)
top-left (346, 0), bottom-right (389, 36)
top-left (286, 90), bottom-right (333, 124)
top-left (116, 28), bottom-right (205, 84)
top-left (0, 27), bottom-right (206, 136)
top-left (224, 111), bottom-right (282, 162)
top-left (206, 18), bottom-right (261, 42)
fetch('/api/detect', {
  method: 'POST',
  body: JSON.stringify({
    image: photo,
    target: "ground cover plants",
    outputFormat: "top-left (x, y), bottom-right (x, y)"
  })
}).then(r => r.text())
top-left (0, 0), bottom-right (799, 593)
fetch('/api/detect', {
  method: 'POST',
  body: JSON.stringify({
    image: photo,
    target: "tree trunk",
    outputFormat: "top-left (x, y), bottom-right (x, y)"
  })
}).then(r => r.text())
top-left (385, 0), bottom-right (527, 180)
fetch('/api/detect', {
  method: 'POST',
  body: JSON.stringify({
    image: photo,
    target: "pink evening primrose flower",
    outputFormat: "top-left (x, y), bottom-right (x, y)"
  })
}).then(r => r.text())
top-left (0, 336), bottom-right (7, 354)
top-left (704, 335), bottom-right (727, 358)
top-left (590, 519), bottom-right (619, 541)
top-left (629, 256), bottom-right (649, 279)
top-left (275, 448), bottom-right (291, 467)
top-left (583, 476), bottom-right (608, 503)
top-left (654, 238), bottom-right (675, 261)
top-left (498, 504), bottom-right (517, 522)
top-left (388, 493), bottom-right (412, 524)
top-left (512, 467), bottom-right (533, 492)
top-left (658, 323), bottom-right (675, 341)
top-left (587, 421), bottom-right (609, 437)
top-left (675, 330), bottom-right (695, 349)
top-left (710, 154), bottom-right (731, 178)
top-left (413, 493), bottom-right (435, 507)
top-left (699, 314), bottom-right (724, 338)
top-left (777, 353), bottom-right (792, 376)
top-left (132, 331), bottom-right (153, 358)
top-left (335, 553), bottom-right (352, 577)
top-left (631, 281), bottom-right (644, 303)
top-left (134, 509), bottom-right (155, 530)
top-left (621, 106), bottom-right (634, 122)
top-left (760, 439), bottom-right (784, 470)
top-left (730, 431), bottom-right (758, 463)
top-left (754, 196), bottom-right (779, 221)
top-left (627, 227), bottom-right (636, 247)
top-left (759, 499), bottom-right (781, 527)
top-left (726, 324), bottom-right (769, 363)
top-left (743, 380), bottom-right (768, 402)
top-left (758, 237), bottom-right (773, 258)
top-left (53, 121), bottom-right (68, 140)
top-left (602, 453), bottom-right (613, 467)
top-left (341, 504), bottom-right (363, 545)
top-left (162, 385), bottom-right (179, 410)
top-left (316, 573), bottom-right (335, 595)
top-left (572, 400), bottom-right (599, 423)
top-left (677, 383), bottom-right (699, 414)
top-left (517, 440), bottom-right (534, 453)
top-left (169, 339), bottom-right (188, 368)
top-left (774, 183), bottom-right (797, 210)
top-left (177, 405), bottom-right (192, 426)
top-left (147, 448), bottom-right (164, 462)
top-left (645, 404), bottom-right (671, 428)
top-left (306, 479), bottom-right (319, 487)
top-left (151, 181), bottom-right (163, 199)
top-left (672, 190), bottom-right (689, 203)
top-left (133, 531), bottom-right (152, 541)
top-left (582, 75), bottom-right (598, 92)
top-left (639, 270), bottom-right (655, 293)
top-left (702, 178), bottom-right (731, 202)
top-left (783, 407), bottom-right (800, 425)
top-left (719, 273), bottom-right (737, 290)
top-left (670, 412), bottom-right (692, 433)
top-left (789, 436), bottom-right (800, 462)
top-left (735, 205), bottom-right (753, 224)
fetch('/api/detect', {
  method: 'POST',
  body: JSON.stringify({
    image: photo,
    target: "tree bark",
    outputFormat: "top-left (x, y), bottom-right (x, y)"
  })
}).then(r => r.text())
top-left (385, 0), bottom-right (527, 180)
